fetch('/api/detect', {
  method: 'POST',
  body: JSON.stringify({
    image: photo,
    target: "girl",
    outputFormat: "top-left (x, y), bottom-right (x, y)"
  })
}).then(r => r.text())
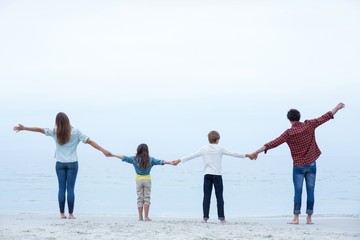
top-left (14, 112), bottom-right (112, 219)
top-left (112, 143), bottom-right (174, 221)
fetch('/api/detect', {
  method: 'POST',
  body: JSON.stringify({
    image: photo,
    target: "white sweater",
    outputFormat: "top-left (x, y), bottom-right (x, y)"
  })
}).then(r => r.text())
top-left (180, 144), bottom-right (245, 175)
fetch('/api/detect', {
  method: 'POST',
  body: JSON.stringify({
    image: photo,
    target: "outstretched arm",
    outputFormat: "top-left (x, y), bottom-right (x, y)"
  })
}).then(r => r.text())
top-left (110, 154), bottom-right (124, 159)
top-left (13, 124), bottom-right (45, 134)
top-left (163, 161), bottom-right (175, 165)
top-left (86, 139), bottom-right (112, 157)
top-left (331, 103), bottom-right (345, 116)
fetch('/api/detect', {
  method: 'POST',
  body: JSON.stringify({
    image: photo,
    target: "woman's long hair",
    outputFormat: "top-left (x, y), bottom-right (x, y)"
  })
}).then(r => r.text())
top-left (136, 143), bottom-right (150, 170)
top-left (55, 112), bottom-right (71, 145)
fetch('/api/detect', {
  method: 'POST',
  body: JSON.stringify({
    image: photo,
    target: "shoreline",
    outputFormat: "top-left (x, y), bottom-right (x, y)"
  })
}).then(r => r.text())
top-left (1, 213), bottom-right (359, 240)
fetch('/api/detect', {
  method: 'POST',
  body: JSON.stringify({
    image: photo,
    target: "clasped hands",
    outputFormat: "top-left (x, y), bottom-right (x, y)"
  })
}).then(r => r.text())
top-left (247, 152), bottom-right (259, 160)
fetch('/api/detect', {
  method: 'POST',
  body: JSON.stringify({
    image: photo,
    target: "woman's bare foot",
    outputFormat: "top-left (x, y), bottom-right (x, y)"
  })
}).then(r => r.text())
top-left (287, 214), bottom-right (299, 224)
top-left (201, 219), bottom-right (208, 223)
top-left (220, 219), bottom-right (227, 224)
top-left (144, 217), bottom-right (152, 221)
top-left (60, 213), bottom-right (67, 219)
top-left (306, 215), bottom-right (314, 224)
top-left (68, 214), bottom-right (76, 219)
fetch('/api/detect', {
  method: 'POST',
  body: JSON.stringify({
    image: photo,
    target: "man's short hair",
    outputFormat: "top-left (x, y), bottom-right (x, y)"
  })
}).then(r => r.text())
top-left (287, 109), bottom-right (301, 122)
top-left (208, 130), bottom-right (220, 143)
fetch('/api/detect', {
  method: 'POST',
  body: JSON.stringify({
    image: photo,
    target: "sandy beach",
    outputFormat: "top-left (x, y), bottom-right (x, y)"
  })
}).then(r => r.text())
top-left (1, 213), bottom-right (359, 240)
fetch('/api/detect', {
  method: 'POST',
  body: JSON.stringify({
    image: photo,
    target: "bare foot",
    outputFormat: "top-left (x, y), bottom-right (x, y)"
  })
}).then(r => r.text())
top-left (306, 215), bottom-right (314, 224)
top-left (201, 219), bottom-right (208, 223)
top-left (68, 214), bottom-right (76, 219)
top-left (60, 214), bottom-right (67, 219)
top-left (144, 217), bottom-right (152, 221)
top-left (287, 214), bottom-right (299, 224)
top-left (138, 218), bottom-right (144, 221)
top-left (220, 220), bottom-right (227, 224)
top-left (287, 220), bottom-right (299, 224)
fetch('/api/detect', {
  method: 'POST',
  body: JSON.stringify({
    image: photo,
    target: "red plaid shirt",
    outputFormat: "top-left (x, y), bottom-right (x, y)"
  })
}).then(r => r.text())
top-left (264, 111), bottom-right (334, 166)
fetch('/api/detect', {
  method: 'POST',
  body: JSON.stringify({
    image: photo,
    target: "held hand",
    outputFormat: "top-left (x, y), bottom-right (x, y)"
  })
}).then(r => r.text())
top-left (102, 150), bottom-right (112, 157)
top-left (247, 152), bottom-right (258, 160)
top-left (173, 160), bottom-right (181, 166)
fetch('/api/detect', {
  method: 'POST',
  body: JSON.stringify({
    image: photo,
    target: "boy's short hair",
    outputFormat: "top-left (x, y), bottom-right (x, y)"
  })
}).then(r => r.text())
top-left (287, 109), bottom-right (301, 122)
top-left (208, 130), bottom-right (220, 143)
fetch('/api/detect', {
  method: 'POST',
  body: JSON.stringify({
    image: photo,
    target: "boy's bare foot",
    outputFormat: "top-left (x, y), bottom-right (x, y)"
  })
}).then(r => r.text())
top-left (287, 214), bottom-right (299, 224)
top-left (306, 215), bottom-right (314, 224)
top-left (68, 214), bottom-right (76, 219)
top-left (60, 214), bottom-right (67, 219)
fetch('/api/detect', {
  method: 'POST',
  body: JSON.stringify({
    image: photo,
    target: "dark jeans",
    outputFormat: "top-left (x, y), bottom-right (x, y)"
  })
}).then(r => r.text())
top-left (55, 161), bottom-right (78, 214)
top-left (292, 162), bottom-right (316, 215)
top-left (203, 174), bottom-right (225, 220)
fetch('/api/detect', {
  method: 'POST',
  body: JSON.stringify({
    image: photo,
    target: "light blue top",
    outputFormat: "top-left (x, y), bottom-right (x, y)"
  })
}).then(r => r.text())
top-left (44, 127), bottom-right (89, 163)
top-left (122, 156), bottom-right (164, 175)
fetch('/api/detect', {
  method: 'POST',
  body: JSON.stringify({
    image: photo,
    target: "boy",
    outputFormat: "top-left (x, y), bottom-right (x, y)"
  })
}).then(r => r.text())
top-left (174, 130), bottom-right (253, 223)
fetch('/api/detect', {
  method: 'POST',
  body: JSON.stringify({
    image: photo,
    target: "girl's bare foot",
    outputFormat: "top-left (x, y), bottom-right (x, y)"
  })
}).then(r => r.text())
top-left (60, 213), bottom-right (67, 219)
top-left (68, 214), bottom-right (76, 219)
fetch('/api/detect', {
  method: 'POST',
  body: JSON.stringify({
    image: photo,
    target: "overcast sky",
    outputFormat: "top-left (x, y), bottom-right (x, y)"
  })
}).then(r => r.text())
top-left (1, 0), bottom-right (359, 160)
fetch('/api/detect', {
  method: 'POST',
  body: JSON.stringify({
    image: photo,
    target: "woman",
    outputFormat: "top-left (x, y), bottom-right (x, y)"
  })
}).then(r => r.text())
top-left (14, 112), bottom-right (112, 219)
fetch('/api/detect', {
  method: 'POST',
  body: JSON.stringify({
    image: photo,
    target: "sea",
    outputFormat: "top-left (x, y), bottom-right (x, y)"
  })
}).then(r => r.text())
top-left (1, 150), bottom-right (359, 219)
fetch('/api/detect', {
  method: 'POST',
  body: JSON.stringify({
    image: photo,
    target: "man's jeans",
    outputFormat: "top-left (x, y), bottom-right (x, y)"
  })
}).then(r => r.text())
top-left (292, 162), bottom-right (316, 215)
top-left (203, 174), bottom-right (225, 220)
top-left (55, 161), bottom-right (78, 214)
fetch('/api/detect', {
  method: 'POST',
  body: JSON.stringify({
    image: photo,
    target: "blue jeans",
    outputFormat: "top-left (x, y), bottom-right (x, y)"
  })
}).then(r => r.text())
top-left (55, 161), bottom-right (78, 214)
top-left (292, 162), bottom-right (316, 215)
top-left (203, 174), bottom-right (225, 220)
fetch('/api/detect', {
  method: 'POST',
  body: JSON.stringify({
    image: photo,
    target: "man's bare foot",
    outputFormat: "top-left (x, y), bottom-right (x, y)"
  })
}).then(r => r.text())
top-left (144, 217), bottom-right (152, 221)
top-left (139, 218), bottom-right (144, 221)
top-left (287, 214), bottom-right (299, 224)
top-left (287, 220), bottom-right (299, 224)
top-left (306, 215), bottom-right (314, 224)
top-left (60, 213), bottom-right (67, 219)
top-left (68, 214), bottom-right (76, 219)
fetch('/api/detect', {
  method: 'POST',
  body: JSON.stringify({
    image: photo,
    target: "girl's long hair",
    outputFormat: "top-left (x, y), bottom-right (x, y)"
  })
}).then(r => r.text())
top-left (55, 112), bottom-right (71, 145)
top-left (136, 143), bottom-right (150, 170)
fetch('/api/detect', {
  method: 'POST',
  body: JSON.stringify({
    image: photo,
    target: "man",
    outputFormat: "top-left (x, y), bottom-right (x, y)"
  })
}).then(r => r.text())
top-left (251, 103), bottom-right (345, 224)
